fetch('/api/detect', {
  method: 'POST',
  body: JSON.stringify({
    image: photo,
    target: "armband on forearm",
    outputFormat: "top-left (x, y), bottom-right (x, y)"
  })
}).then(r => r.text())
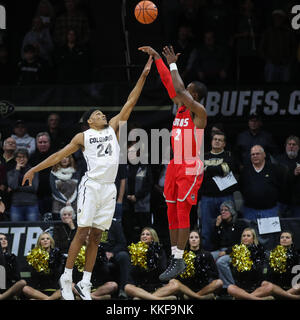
top-left (155, 58), bottom-right (176, 99)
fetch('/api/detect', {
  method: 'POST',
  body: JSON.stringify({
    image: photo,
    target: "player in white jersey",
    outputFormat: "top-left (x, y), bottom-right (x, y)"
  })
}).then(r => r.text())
top-left (22, 56), bottom-right (153, 300)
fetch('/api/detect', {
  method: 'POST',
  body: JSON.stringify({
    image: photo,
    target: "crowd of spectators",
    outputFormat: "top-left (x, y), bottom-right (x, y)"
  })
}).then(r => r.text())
top-left (0, 113), bottom-right (300, 300)
top-left (0, 0), bottom-right (300, 301)
top-left (1, 0), bottom-right (300, 85)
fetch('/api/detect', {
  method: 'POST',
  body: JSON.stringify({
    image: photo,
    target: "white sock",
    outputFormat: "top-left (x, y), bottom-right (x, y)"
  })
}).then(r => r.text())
top-left (82, 271), bottom-right (92, 284)
top-left (174, 248), bottom-right (184, 259)
top-left (63, 268), bottom-right (73, 280)
top-left (171, 246), bottom-right (177, 256)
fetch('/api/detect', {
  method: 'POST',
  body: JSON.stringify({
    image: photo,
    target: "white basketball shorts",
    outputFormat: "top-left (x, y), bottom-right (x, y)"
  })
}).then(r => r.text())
top-left (76, 176), bottom-right (117, 230)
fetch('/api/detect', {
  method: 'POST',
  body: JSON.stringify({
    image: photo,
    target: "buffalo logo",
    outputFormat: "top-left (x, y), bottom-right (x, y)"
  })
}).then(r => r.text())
top-left (191, 194), bottom-right (195, 201)
top-left (0, 101), bottom-right (15, 118)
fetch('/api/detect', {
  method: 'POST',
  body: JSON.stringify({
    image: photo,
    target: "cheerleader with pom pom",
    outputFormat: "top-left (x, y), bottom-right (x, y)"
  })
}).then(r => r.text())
top-left (151, 230), bottom-right (223, 300)
top-left (0, 233), bottom-right (27, 300)
top-left (124, 227), bottom-right (176, 300)
top-left (22, 232), bottom-right (64, 300)
top-left (227, 228), bottom-right (275, 300)
top-left (262, 231), bottom-right (300, 299)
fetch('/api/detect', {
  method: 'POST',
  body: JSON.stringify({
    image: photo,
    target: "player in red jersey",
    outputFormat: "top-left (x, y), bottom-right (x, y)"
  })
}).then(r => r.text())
top-left (139, 46), bottom-right (207, 281)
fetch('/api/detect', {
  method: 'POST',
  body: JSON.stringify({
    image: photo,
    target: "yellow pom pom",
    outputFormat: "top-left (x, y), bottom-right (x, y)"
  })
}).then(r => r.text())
top-left (75, 245), bottom-right (86, 272)
top-left (128, 241), bottom-right (149, 270)
top-left (269, 245), bottom-right (287, 273)
top-left (230, 244), bottom-right (253, 272)
top-left (26, 247), bottom-right (50, 273)
top-left (180, 250), bottom-right (196, 279)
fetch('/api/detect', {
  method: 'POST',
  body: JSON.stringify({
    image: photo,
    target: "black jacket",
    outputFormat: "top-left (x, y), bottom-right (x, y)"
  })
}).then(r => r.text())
top-left (211, 219), bottom-right (249, 252)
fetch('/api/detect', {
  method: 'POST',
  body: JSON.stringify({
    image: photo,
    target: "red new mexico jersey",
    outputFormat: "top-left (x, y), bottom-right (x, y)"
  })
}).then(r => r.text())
top-left (171, 105), bottom-right (204, 164)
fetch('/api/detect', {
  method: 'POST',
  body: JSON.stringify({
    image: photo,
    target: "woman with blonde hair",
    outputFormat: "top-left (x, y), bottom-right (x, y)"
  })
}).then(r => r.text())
top-left (227, 228), bottom-right (274, 299)
top-left (124, 227), bottom-right (176, 300)
top-left (22, 232), bottom-right (64, 300)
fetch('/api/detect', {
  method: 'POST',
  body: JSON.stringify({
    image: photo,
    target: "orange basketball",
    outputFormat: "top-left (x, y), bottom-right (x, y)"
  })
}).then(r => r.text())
top-left (134, 1), bottom-right (158, 24)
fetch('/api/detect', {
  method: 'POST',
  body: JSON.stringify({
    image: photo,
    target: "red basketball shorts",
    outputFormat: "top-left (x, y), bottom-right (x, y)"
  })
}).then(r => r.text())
top-left (163, 158), bottom-right (204, 206)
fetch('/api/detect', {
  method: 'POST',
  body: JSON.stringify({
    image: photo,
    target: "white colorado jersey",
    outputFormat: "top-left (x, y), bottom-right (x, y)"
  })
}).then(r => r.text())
top-left (83, 127), bottom-right (120, 183)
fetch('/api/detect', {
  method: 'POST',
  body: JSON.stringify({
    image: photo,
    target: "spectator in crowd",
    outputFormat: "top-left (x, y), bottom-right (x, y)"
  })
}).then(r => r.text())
top-left (21, 16), bottom-right (54, 66)
top-left (239, 145), bottom-right (285, 221)
top-left (34, 0), bottom-right (56, 32)
top-left (227, 228), bottom-right (274, 300)
top-left (11, 120), bottom-right (36, 157)
top-left (124, 227), bottom-right (173, 300)
top-left (50, 154), bottom-right (80, 220)
top-left (0, 45), bottom-right (15, 85)
top-left (0, 137), bottom-right (17, 212)
top-left (259, 9), bottom-right (297, 83)
top-left (199, 131), bottom-right (239, 250)
top-left (210, 201), bottom-right (249, 292)
top-left (54, 28), bottom-right (90, 84)
top-left (7, 148), bottom-right (40, 222)
top-left (123, 142), bottom-right (153, 244)
top-left (185, 30), bottom-right (230, 84)
top-left (172, 24), bottom-right (196, 82)
top-left (276, 135), bottom-right (300, 217)
top-left (0, 233), bottom-right (27, 300)
top-left (204, 122), bottom-right (230, 152)
top-left (53, 0), bottom-right (90, 47)
top-left (53, 205), bottom-right (77, 258)
top-left (29, 132), bottom-right (54, 217)
top-left (0, 137), bottom-right (17, 172)
top-left (22, 232), bottom-right (64, 300)
top-left (45, 113), bottom-right (67, 152)
top-left (0, 160), bottom-right (7, 214)
top-left (95, 217), bottom-right (131, 300)
top-left (235, 112), bottom-right (279, 168)
top-left (231, 0), bottom-right (264, 83)
top-left (264, 231), bottom-right (300, 299)
top-left (201, 0), bottom-right (235, 46)
top-left (177, 0), bottom-right (203, 40)
top-left (16, 44), bottom-right (48, 85)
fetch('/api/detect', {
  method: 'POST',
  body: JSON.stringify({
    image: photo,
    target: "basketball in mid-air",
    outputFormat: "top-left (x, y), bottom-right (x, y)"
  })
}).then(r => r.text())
top-left (134, 1), bottom-right (158, 24)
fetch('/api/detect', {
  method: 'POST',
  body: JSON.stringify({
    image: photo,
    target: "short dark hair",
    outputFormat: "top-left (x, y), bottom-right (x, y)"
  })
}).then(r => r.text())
top-left (190, 81), bottom-right (208, 101)
top-left (14, 148), bottom-right (29, 159)
top-left (81, 108), bottom-right (99, 126)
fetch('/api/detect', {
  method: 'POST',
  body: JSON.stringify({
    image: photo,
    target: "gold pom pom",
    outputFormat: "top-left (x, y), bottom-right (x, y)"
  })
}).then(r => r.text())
top-left (128, 241), bottom-right (148, 270)
top-left (75, 245), bottom-right (86, 272)
top-left (180, 250), bottom-right (196, 279)
top-left (230, 244), bottom-right (253, 272)
top-left (26, 247), bottom-right (50, 274)
top-left (269, 245), bottom-right (287, 273)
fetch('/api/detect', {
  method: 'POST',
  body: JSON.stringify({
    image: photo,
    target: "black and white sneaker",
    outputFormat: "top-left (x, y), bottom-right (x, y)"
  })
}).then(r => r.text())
top-left (74, 281), bottom-right (92, 300)
top-left (159, 258), bottom-right (186, 282)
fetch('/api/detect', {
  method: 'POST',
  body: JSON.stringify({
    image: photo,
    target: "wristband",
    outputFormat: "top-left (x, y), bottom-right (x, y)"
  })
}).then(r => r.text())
top-left (169, 63), bottom-right (178, 71)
